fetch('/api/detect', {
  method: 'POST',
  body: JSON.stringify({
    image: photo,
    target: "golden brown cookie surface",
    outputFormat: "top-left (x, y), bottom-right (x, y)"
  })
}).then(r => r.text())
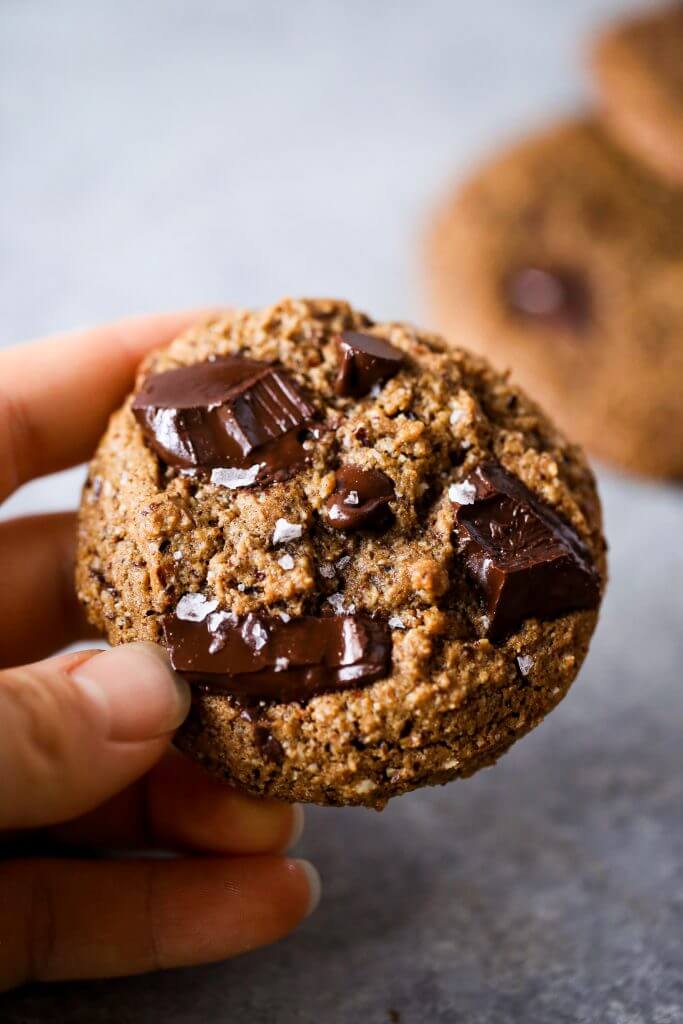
top-left (591, 4), bottom-right (683, 185)
top-left (425, 118), bottom-right (683, 479)
top-left (77, 298), bottom-right (605, 807)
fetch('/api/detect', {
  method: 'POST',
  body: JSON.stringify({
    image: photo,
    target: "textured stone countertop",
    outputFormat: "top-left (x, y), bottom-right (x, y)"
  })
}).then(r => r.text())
top-left (1, 2), bottom-right (681, 1021)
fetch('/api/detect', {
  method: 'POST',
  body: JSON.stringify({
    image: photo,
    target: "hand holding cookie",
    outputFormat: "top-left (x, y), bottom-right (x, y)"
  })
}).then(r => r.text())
top-left (0, 314), bottom-right (319, 992)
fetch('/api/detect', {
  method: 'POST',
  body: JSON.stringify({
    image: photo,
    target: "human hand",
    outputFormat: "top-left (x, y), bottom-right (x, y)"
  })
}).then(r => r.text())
top-left (0, 313), bottom-right (320, 991)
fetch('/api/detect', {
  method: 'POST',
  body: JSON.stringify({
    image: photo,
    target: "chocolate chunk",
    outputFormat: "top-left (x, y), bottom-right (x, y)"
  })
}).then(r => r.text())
top-left (132, 357), bottom-right (315, 483)
top-left (235, 701), bottom-right (285, 764)
top-left (325, 465), bottom-right (395, 531)
top-left (253, 725), bottom-right (285, 765)
top-left (505, 267), bottom-right (591, 331)
top-left (450, 462), bottom-right (600, 640)
top-left (162, 611), bottom-right (392, 701)
top-left (335, 331), bottom-right (404, 397)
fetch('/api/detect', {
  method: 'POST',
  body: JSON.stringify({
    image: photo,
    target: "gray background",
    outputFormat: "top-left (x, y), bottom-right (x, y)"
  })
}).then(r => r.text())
top-left (2, 1), bottom-right (682, 1022)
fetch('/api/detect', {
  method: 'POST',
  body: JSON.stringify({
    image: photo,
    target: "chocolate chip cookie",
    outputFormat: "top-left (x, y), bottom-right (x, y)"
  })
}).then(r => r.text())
top-left (77, 298), bottom-right (605, 808)
top-left (591, 3), bottom-right (683, 186)
top-left (425, 117), bottom-right (683, 479)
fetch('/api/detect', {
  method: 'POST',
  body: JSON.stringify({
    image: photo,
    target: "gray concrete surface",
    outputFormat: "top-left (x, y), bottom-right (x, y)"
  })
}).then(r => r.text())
top-left (1, 2), bottom-right (682, 1022)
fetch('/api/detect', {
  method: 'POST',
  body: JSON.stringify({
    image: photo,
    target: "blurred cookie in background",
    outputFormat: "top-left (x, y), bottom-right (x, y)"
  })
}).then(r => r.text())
top-left (591, 3), bottom-right (683, 187)
top-left (425, 118), bottom-right (683, 478)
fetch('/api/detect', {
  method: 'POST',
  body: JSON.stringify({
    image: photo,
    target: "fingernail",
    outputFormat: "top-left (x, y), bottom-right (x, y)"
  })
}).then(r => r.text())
top-left (71, 641), bottom-right (191, 742)
top-left (293, 859), bottom-right (322, 918)
top-left (283, 805), bottom-right (305, 852)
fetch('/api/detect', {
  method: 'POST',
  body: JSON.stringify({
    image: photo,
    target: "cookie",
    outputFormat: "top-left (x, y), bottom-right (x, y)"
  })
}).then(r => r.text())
top-left (591, 4), bottom-right (683, 186)
top-left (425, 118), bottom-right (683, 479)
top-left (76, 298), bottom-right (605, 808)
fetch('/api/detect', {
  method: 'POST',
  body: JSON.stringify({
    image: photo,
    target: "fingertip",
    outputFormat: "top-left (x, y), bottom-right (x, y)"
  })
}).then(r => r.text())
top-left (145, 758), bottom-right (303, 856)
top-left (70, 641), bottom-right (190, 742)
top-left (132, 642), bottom-right (192, 721)
top-left (290, 858), bottom-right (322, 918)
top-left (283, 804), bottom-right (305, 852)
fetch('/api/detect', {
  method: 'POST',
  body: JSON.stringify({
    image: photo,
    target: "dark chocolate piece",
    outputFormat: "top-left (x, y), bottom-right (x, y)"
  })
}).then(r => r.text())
top-left (162, 611), bottom-right (392, 701)
top-left (132, 357), bottom-right (315, 483)
top-left (335, 331), bottom-right (404, 397)
top-left (505, 267), bottom-right (590, 331)
top-left (236, 703), bottom-right (285, 764)
top-left (450, 462), bottom-right (600, 640)
top-left (254, 725), bottom-right (285, 765)
top-left (325, 465), bottom-right (395, 530)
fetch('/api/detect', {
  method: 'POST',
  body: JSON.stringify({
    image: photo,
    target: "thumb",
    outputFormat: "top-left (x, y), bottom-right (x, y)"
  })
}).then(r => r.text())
top-left (0, 643), bottom-right (190, 830)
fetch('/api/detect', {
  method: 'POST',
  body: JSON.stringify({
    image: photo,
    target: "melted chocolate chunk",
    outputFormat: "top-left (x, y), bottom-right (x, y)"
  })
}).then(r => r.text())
top-left (450, 462), bottom-right (600, 641)
top-left (505, 267), bottom-right (590, 331)
top-left (326, 466), bottom-right (395, 531)
top-left (162, 612), bottom-right (392, 701)
top-left (335, 331), bottom-right (404, 397)
top-left (132, 357), bottom-right (315, 483)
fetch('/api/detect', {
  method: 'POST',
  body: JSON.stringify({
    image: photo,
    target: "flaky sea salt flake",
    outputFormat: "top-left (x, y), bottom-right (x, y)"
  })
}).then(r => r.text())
top-left (326, 593), bottom-right (345, 614)
top-left (272, 518), bottom-right (303, 545)
top-left (176, 593), bottom-right (219, 622)
top-left (211, 464), bottom-right (262, 489)
top-left (448, 480), bottom-right (477, 505)
top-left (517, 654), bottom-right (534, 676)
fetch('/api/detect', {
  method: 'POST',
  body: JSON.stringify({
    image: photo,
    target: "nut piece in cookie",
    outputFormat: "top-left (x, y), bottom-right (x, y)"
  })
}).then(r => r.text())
top-left (77, 297), bottom-right (605, 808)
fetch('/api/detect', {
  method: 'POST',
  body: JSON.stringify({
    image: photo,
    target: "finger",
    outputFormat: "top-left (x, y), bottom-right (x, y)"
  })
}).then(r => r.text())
top-left (0, 512), bottom-right (93, 669)
top-left (0, 644), bottom-right (190, 830)
top-left (51, 751), bottom-right (304, 855)
top-left (0, 308), bottom-right (223, 500)
top-left (0, 854), bottom-right (320, 989)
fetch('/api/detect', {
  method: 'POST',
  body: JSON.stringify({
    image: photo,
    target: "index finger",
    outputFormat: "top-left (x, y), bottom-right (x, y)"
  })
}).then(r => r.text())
top-left (1, 854), bottom-right (317, 989)
top-left (0, 309), bottom-right (224, 501)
